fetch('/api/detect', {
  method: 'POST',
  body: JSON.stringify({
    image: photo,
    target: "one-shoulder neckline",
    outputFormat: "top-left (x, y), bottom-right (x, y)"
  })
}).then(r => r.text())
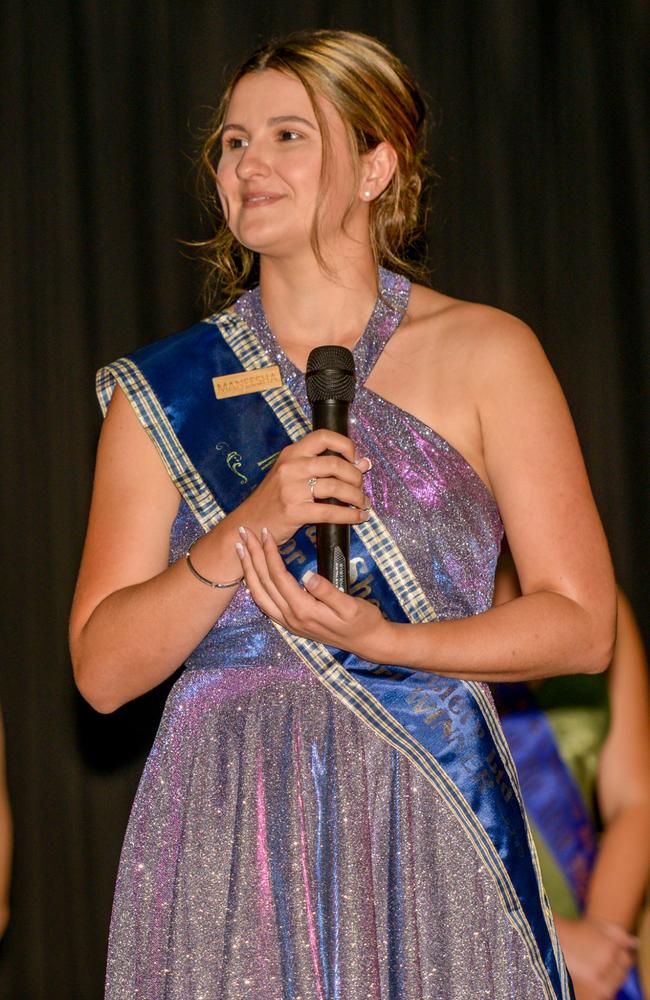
top-left (233, 268), bottom-right (411, 396)
top-left (231, 270), bottom-right (499, 519)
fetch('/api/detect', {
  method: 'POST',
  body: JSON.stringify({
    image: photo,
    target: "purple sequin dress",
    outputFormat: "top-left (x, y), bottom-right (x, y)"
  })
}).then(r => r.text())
top-left (105, 273), bottom-right (551, 999)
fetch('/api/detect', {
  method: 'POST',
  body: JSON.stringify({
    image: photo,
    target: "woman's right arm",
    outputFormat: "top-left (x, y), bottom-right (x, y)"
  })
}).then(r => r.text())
top-left (70, 387), bottom-right (369, 713)
top-left (70, 388), bottom-right (248, 713)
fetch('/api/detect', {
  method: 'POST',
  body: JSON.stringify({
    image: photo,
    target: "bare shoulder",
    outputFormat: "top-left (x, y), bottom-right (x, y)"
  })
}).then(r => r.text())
top-left (90, 386), bottom-right (181, 543)
top-left (70, 385), bottom-right (180, 640)
top-left (406, 283), bottom-right (544, 367)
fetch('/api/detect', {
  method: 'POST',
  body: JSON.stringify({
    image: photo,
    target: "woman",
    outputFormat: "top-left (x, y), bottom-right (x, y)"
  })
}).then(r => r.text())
top-left (493, 567), bottom-right (650, 1000)
top-left (70, 30), bottom-right (615, 1000)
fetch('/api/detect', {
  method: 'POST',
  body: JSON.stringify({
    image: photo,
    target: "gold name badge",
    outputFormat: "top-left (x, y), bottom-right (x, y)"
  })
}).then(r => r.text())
top-left (212, 365), bottom-right (283, 399)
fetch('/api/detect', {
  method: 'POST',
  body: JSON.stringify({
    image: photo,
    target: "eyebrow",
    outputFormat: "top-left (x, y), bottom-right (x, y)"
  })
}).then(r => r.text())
top-left (222, 115), bottom-right (317, 133)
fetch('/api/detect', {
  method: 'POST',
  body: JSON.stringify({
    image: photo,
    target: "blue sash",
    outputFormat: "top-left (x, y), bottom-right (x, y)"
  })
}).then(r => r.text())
top-left (97, 308), bottom-right (572, 1000)
top-left (496, 684), bottom-right (645, 1000)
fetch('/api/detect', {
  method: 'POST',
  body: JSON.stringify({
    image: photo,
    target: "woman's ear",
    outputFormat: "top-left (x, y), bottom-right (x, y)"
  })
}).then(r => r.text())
top-left (359, 142), bottom-right (398, 202)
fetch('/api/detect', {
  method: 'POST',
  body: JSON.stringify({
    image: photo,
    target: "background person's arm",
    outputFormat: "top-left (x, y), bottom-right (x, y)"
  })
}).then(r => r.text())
top-left (493, 568), bottom-right (650, 1000)
top-left (586, 589), bottom-right (650, 931)
top-left (0, 708), bottom-right (12, 938)
top-left (550, 594), bottom-right (650, 1000)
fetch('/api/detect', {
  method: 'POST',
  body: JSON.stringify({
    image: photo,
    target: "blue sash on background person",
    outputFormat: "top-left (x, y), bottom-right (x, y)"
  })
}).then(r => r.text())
top-left (97, 307), bottom-right (573, 1000)
top-left (496, 682), bottom-right (645, 1000)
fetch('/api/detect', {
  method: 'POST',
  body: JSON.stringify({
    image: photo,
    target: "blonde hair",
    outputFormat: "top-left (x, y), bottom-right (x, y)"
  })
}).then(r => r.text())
top-left (196, 29), bottom-right (429, 307)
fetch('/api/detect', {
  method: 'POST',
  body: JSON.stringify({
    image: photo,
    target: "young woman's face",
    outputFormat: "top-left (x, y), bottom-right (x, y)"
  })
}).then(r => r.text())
top-left (217, 69), bottom-right (363, 260)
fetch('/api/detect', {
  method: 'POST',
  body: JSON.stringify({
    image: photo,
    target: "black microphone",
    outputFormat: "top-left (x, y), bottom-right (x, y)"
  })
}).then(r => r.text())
top-left (305, 346), bottom-right (357, 592)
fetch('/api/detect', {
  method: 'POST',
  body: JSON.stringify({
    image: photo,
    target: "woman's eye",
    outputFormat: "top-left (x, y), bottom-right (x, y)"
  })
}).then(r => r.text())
top-left (225, 136), bottom-right (248, 150)
top-left (278, 130), bottom-right (300, 142)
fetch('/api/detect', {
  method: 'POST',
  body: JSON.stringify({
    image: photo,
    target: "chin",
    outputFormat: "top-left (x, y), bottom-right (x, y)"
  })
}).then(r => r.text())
top-left (234, 221), bottom-right (282, 251)
top-left (238, 230), bottom-right (310, 259)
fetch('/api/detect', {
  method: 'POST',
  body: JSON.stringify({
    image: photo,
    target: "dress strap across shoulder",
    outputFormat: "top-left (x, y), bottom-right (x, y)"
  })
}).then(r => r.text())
top-left (352, 268), bottom-right (411, 387)
top-left (232, 268), bottom-right (411, 411)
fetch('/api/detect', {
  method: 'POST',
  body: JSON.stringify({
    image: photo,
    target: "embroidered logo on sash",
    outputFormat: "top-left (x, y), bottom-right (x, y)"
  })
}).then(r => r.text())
top-left (215, 441), bottom-right (248, 484)
top-left (213, 365), bottom-right (283, 399)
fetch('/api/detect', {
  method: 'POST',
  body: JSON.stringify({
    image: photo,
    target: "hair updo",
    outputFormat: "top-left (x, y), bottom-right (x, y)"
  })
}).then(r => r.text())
top-left (197, 29), bottom-right (429, 306)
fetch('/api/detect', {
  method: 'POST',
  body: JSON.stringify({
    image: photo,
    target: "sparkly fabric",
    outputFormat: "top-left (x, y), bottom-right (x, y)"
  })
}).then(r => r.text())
top-left (105, 272), bottom-right (552, 999)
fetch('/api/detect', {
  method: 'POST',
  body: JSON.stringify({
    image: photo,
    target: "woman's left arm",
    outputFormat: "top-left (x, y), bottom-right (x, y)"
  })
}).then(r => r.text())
top-left (238, 313), bottom-right (616, 682)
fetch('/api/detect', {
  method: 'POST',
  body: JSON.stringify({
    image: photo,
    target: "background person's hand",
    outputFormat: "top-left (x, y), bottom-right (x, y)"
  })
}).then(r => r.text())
top-left (555, 915), bottom-right (637, 1000)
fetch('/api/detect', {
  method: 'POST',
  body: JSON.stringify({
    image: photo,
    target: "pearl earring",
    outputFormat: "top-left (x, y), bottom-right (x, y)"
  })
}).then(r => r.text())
top-left (363, 190), bottom-right (372, 200)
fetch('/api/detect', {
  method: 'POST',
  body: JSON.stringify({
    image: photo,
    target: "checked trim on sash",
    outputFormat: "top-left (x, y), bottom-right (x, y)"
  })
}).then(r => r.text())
top-left (206, 309), bottom-right (567, 999)
top-left (96, 359), bottom-right (226, 533)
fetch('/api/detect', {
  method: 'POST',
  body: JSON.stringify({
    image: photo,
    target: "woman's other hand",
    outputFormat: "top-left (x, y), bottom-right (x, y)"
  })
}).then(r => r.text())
top-left (236, 528), bottom-right (395, 662)
top-left (236, 429), bottom-right (371, 545)
top-left (554, 914), bottom-right (637, 1000)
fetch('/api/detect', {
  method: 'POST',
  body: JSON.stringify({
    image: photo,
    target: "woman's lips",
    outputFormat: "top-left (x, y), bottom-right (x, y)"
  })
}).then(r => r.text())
top-left (242, 193), bottom-right (284, 208)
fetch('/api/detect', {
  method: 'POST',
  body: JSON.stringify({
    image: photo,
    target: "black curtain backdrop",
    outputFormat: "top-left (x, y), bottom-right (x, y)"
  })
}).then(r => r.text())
top-left (1, 2), bottom-right (648, 997)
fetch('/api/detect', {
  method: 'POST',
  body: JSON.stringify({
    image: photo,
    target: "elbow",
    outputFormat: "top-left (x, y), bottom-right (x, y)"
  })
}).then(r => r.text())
top-left (72, 651), bottom-right (124, 715)
top-left (583, 637), bottom-right (614, 675)
top-left (81, 691), bottom-right (123, 716)
top-left (74, 672), bottom-right (123, 715)
top-left (580, 598), bottom-right (617, 676)
top-left (70, 622), bottom-right (127, 714)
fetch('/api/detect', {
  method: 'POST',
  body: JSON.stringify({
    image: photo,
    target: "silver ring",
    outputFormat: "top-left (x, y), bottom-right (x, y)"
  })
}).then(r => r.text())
top-left (307, 476), bottom-right (318, 500)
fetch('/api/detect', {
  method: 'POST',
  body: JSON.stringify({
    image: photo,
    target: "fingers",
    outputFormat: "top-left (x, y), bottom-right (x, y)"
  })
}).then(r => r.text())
top-left (236, 528), bottom-right (355, 633)
top-left (310, 477), bottom-right (371, 508)
top-left (592, 919), bottom-right (639, 951)
top-left (296, 429), bottom-right (359, 462)
top-left (262, 532), bottom-right (356, 625)
top-left (301, 453), bottom-right (371, 511)
top-left (247, 529), bottom-right (310, 615)
top-left (273, 452), bottom-right (371, 511)
top-left (260, 534), bottom-right (341, 626)
top-left (235, 530), bottom-right (289, 624)
top-left (300, 567), bottom-right (355, 615)
top-left (249, 432), bottom-right (373, 543)
top-left (292, 457), bottom-right (371, 520)
top-left (305, 453), bottom-right (370, 488)
top-left (309, 501), bottom-right (372, 525)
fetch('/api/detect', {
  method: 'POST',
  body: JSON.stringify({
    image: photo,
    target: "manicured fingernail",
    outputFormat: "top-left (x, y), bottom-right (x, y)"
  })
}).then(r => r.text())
top-left (238, 526), bottom-right (247, 541)
top-left (361, 510), bottom-right (371, 521)
top-left (362, 457), bottom-right (372, 471)
top-left (302, 570), bottom-right (315, 587)
top-left (235, 542), bottom-right (245, 558)
top-left (363, 505), bottom-right (372, 512)
top-left (261, 527), bottom-right (268, 543)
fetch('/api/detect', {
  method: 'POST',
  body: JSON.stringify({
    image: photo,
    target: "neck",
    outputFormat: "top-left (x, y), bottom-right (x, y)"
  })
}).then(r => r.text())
top-left (257, 253), bottom-right (380, 370)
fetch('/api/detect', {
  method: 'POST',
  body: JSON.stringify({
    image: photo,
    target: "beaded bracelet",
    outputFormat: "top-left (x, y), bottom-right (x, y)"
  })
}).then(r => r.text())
top-left (185, 540), bottom-right (243, 589)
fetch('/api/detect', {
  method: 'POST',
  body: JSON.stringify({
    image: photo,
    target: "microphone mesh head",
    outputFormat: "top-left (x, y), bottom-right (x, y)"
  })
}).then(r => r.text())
top-left (305, 346), bottom-right (356, 403)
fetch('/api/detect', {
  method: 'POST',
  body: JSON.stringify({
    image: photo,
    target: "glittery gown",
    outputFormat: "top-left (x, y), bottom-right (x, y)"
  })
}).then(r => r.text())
top-left (105, 274), bottom-right (554, 999)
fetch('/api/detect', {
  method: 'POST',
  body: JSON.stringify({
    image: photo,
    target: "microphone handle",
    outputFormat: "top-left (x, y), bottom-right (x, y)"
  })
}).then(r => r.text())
top-left (312, 400), bottom-right (351, 592)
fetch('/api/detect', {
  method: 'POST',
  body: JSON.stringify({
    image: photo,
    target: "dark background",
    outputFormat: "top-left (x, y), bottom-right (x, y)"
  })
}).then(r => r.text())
top-left (1, 2), bottom-right (648, 997)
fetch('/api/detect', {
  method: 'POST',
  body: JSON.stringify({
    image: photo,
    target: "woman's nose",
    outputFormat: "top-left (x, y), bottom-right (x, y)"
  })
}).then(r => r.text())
top-left (235, 144), bottom-right (271, 180)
